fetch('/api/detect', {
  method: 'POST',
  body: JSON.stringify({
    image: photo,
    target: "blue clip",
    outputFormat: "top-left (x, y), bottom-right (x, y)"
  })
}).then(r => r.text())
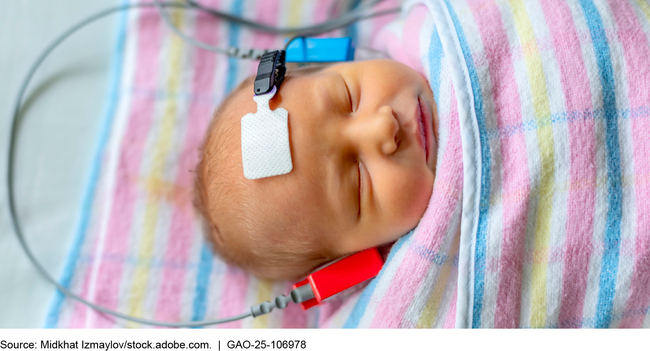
top-left (285, 37), bottom-right (355, 62)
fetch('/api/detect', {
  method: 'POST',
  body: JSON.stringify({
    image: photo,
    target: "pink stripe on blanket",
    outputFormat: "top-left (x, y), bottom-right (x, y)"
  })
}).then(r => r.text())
top-left (217, 267), bottom-right (249, 328)
top-left (372, 0), bottom-right (401, 39)
top-left (69, 236), bottom-right (100, 327)
top-left (251, 0), bottom-right (282, 74)
top-left (154, 0), bottom-right (221, 323)
top-left (402, 5), bottom-right (427, 74)
top-left (86, 9), bottom-right (164, 328)
top-left (281, 281), bottom-right (312, 328)
top-left (370, 3), bottom-right (424, 70)
top-left (608, 0), bottom-right (650, 328)
top-left (375, 30), bottom-right (411, 67)
top-left (467, 0), bottom-right (529, 328)
top-left (538, 0), bottom-right (596, 328)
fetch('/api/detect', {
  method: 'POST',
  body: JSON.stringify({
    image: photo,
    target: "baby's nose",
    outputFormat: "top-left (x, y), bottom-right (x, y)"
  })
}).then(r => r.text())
top-left (350, 105), bottom-right (399, 156)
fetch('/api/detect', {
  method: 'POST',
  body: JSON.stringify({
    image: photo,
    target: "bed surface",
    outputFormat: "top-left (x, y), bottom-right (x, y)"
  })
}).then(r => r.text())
top-left (0, 0), bottom-right (403, 328)
top-left (0, 0), bottom-right (117, 327)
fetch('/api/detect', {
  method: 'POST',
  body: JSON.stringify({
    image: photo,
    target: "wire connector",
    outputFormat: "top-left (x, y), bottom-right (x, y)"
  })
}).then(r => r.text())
top-left (229, 47), bottom-right (269, 60)
top-left (250, 284), bottom-right (315, 317)
top-left (253, 50), bottom-right (286, 95)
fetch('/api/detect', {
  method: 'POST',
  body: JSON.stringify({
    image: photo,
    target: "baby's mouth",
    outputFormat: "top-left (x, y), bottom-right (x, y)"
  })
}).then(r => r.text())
top-left (416, 97), bottom-right (429, 162)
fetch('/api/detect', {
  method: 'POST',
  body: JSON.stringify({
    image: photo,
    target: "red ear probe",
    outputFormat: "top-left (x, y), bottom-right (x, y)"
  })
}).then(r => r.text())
top-left (293, 247), bottom-right (384, 310)
top-left (250, 247), bottom-right (384, 316)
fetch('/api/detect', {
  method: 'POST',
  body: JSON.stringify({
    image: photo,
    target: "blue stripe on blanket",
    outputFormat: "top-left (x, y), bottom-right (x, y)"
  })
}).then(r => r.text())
top-left (578, 0), bottom-right (622, 328)
top-left (225, 0), bottom-right (243, 95)
top-left (429, 27), bottom-right (443, 99)
top-left (191, 0), bottom-right (244, 324)
top-left (343, 230), bottom-right (414, 328)
top-left (44, 0), bottom-right (129, 328)
top-left (191, 245), bottom-right (214, 323)
top-left (443, 0), bottom-right (491, 329)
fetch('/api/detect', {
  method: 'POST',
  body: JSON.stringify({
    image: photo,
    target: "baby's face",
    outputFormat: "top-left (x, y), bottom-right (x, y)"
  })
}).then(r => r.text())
top-left (224, 59), bottom-right (438, 257)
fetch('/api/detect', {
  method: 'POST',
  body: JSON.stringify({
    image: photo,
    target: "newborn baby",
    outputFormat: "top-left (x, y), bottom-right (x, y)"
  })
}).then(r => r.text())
top-left (194, 59), bottom-right (438, 280)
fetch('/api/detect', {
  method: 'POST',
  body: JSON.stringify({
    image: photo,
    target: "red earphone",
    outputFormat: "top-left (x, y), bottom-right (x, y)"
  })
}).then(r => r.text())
top-left (293, 247), bottom-right (384, 310)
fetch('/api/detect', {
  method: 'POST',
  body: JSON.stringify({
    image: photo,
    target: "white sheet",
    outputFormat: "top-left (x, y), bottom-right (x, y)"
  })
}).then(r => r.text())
top-left (0, 0), bottom-right (118, 327)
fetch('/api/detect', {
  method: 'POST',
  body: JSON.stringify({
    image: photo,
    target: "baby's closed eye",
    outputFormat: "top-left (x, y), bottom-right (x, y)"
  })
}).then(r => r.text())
top-left (340, 74), bottom-right (355, 113)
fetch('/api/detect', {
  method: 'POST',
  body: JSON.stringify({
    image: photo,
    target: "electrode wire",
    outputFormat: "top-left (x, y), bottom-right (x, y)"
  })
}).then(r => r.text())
top-left (155, 0), bottom-right (400, 58)
top-left (180, 0), bottom-right (385, 34)
top-left (8, 1), bottom-right (252, 328)
top-left (7, 0), bottom-right (399, 327)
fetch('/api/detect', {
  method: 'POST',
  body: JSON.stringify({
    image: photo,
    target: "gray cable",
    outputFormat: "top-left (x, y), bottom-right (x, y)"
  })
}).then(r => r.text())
top-left (156, 0), bottom-right (399, 59)
top-left (7, 0), bottom-right (398, 328)
top-left (153, 0), bottom-right (231, 55)
top-left (181, 0), bottom-right (384, 34)
top-left (7, 1), bottom-right (256, 328)
top-left (251, 284), bottom-right (315, 318)
top-left (283, 7), bottom-right (401, 52)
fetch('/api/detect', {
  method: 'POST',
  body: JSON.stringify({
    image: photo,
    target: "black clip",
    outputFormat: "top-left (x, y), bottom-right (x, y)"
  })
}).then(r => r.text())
top-left (254, 50), bottom-right (286, 95)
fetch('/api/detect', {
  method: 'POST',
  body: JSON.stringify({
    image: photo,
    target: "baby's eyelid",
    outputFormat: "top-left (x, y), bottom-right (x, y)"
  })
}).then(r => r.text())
top-left (343, 78), bottom-right (355, 113)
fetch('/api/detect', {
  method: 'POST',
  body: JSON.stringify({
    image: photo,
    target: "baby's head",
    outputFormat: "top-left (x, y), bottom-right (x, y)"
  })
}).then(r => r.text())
top-left (195, 59), bottom-right (438, 280)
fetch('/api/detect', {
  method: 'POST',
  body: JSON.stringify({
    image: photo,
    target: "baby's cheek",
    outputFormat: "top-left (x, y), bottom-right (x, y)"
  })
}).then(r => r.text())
top-left (392, 171), bottom-right (434, 231)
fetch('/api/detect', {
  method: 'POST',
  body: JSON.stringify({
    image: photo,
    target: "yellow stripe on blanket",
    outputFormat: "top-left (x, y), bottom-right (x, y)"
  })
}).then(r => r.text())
top-left (254, 280), bottom-right (274, 328)
top-left (633, 0), bottom-right (650, 21)
top-left (288, 0), bottom-right (304, 26)
top-left (507, 0), bottom-right (555, 328)
top-left (127, 9), bottom-right (185, 324)
top-left (416, 229), bottom-right (460, 328)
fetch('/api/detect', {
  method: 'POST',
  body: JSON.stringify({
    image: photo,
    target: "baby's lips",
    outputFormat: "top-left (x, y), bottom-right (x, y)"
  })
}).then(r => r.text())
top-left (418, 95), bottom-right (435, 165)
top-left (411, 97), bottom-right (428, 162)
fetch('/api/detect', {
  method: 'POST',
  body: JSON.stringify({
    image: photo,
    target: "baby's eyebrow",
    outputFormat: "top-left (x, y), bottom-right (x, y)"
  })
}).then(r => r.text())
top-left (304, 76), bottom-right (328, 115)
top-left (313, 73), bottom-right (350, 113)
top-left (317, 75), bottom-right (337, 109)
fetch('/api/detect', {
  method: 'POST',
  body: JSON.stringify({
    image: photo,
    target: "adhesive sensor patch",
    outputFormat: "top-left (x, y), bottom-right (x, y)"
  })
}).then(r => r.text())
top-left (241, 86), bottom-right (293, 180)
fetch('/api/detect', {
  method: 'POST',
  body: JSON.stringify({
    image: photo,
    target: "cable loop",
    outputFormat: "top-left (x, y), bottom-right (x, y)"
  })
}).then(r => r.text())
top-left (7, 0), bottom-right (397, 327)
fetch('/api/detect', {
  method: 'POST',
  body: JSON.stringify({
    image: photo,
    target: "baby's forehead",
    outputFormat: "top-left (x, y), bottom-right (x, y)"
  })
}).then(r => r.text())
top-left (211, 73), bottom-right (341, 224)
top-left (202, 82), bottom-right (257, 183)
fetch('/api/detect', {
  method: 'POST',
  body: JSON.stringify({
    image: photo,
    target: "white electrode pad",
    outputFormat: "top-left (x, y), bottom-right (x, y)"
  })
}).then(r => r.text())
top-left (241, 86), bottom-right (293, 179)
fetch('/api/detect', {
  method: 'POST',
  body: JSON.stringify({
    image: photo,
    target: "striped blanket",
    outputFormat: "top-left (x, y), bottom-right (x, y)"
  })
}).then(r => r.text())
top-left (326, 0), bottom-right (650, 328)
top-left (437, 0), bottom-right (650, 328)
top-left (46, 0), bottom-right (399, 328)
top-left (49, 0), bottom-right (650, 328)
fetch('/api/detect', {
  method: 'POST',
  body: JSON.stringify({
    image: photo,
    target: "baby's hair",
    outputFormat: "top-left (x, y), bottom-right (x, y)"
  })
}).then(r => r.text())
top-left (194, 64), bottom-right (336, 280)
